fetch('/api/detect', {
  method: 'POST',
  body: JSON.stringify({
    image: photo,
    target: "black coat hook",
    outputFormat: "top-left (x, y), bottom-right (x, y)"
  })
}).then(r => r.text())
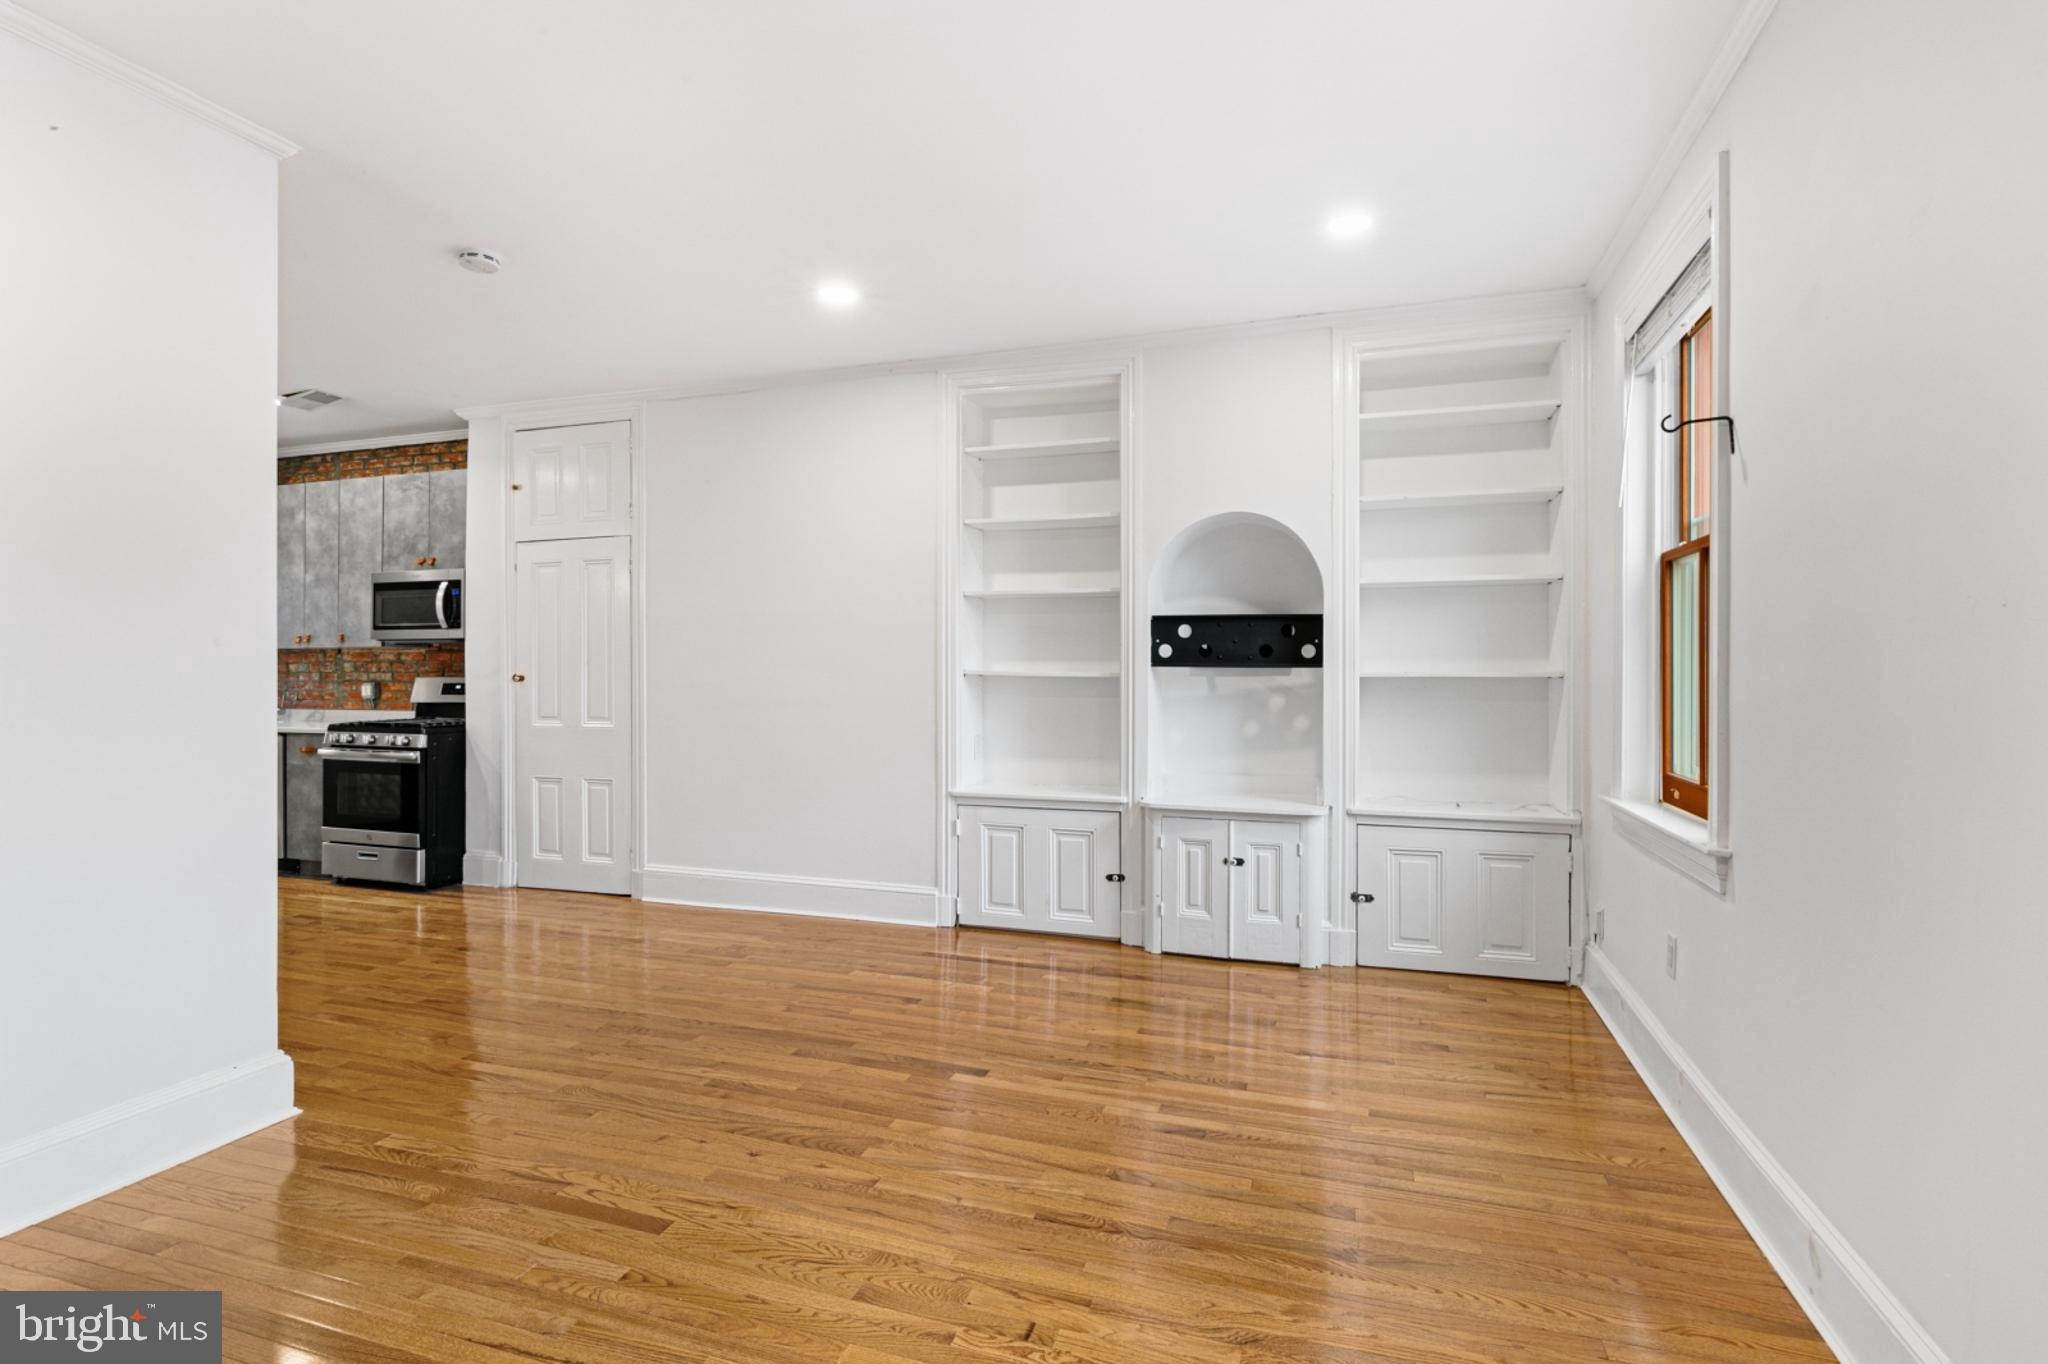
top-left (1661, 412), bottom-right (1737, 453)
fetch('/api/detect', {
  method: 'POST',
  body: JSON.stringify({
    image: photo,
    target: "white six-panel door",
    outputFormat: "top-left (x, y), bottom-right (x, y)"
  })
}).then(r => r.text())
top-left (512, 421), bottom-right (633, 540)
top-left (1354, 824), bottom-right (1570, 981)
top-left (514, 535), bottom-right (633, 893)
top-left (958, 806), bottom-right (1120, 938)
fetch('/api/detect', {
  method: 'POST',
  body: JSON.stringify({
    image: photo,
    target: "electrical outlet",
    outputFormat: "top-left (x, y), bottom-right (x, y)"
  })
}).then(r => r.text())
top-left (1666, 934), bottom-right (1680, 979)
top-left (1594, 909), bottom-right (1605, 943)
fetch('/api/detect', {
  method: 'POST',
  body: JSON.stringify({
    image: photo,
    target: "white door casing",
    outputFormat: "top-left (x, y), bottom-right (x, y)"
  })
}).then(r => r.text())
top-left (1228, 819), bottom-right (1302, 964)
top-left (514, 535), bottom-right (633, 893)
top-left (1159, 816), bottom-right (1229, 958)
top-left (1354, 824), bottom-right (1570, 981)
top-left (958, 806), bottom-right (1120, 938)
top-left (512, 421), bottom-right (633, 540)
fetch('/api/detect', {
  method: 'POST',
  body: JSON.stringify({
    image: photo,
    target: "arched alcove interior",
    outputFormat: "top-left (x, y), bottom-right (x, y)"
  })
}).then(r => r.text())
top-left (1148, 513), bottom-right (1324, 807)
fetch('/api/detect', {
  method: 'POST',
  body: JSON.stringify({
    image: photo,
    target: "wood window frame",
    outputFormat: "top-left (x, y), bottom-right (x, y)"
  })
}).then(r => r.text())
top-left (1659, 537), bottom-right (1709, 817)
top-left (1659, 308), bottom-right (1713, 819)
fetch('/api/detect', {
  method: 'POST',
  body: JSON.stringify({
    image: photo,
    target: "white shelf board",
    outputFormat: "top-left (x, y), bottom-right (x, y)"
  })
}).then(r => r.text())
top-left (1358, 665), bottom-right (1565, 680)
top-left (1349, 796), bottom-right (1580, 829)
top-left (1356, 398), bottom-right (1560, 433)
top-left (962, 585), bottom-right (1120, 600)
top-left (1143, 794), bottom-right (1329, 818)
top-left (962, 664), bottom-right (1119, 680)
top-left (964, 435), bottom-right (1119, 461)
top-left (951, 785), bottom-right (1126, 808)
top-left (1358, 569), bottom-right (1564, 589)
top-left (1357, 485), bottom-right (1563, 511)
top-left (964, 511), bottom-right (1120, 533)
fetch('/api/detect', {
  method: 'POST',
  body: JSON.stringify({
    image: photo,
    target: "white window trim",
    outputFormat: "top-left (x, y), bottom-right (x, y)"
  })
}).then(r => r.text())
top-left (1606, 153), bottom-right (1733, 894)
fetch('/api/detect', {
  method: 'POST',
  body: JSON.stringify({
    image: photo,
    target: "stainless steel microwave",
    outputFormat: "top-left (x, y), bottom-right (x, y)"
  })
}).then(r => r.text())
top-left (371, 569), bottom-right (462, 642)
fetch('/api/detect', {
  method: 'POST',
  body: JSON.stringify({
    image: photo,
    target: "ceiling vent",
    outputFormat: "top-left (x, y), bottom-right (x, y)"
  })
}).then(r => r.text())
top-left (280, 389), bottom-right (344, 410)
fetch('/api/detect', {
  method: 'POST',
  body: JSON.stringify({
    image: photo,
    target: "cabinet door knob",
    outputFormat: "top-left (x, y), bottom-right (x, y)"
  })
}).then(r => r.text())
top-left (1350, 891), bottom-right (1375, 904)
top-left (512, 673), bottom-right (526, 683)
top-left (1104, 873), bottom-right (1125, 883)
top-left (511, 483), bottom-right (522, 491)
top-left (299, 745), bottom-right (316, 755)
top-left (1223, 856), bottom-right (1245, 867)
top-left (336, 633), bottom-right (345, 643)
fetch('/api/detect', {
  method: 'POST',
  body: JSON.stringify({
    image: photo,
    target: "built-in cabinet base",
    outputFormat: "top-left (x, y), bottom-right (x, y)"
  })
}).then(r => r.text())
top-left (957, 805), bottom-right (1122, 939)
top-left (1352, 821), bottom-right (1571, 981)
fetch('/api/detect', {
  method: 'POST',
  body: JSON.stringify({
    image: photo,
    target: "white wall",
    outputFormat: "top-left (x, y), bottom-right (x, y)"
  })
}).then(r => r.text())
top-left (1583, 3), bottom-right (2048, 1360)
top-left (636, 376), bottom-right (942, 919)
top-left (0, 18), bottom-right (294, 1232)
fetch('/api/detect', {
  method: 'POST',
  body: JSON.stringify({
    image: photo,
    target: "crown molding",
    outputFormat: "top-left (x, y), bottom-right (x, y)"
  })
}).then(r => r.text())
top-left (276, 428), bottom-right (467, 458)
top-left (1584, 0), bottom-right (1778, 295)
top-left (455, 286), bottom-right (1591, 422)
top-left (0, 1), bottom-right (298, 159)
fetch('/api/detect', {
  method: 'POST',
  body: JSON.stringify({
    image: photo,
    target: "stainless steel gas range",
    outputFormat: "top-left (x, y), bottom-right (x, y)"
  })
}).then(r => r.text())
top-left (318, 677), bottom-right (466, 888)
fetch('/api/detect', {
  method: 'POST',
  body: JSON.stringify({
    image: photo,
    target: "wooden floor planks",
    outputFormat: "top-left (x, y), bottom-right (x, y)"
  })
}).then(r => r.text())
top-left (0, 877), bottom-right (1833, 1363)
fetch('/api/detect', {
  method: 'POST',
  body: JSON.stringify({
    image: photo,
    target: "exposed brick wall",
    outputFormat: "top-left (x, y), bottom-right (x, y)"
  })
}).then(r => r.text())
top-left (277, 438), bottom-right (468, 707)
top-left (280, 643), bottom-right (467, 710)
top-left (277, 438), bottom-right (466, 485)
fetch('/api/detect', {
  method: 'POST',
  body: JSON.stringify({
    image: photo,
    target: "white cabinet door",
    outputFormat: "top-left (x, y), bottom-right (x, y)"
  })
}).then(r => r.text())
top-left (514, 535), bottom-right (633, 894)
top-left (1229, 820), bottom-right (1301, 964)
top-left (1159, 816), bottom-right (1230, 958)
top-left (1354, 824), bottom-right (1570, 981)
top-left (958, 806), bottom-right (1120, 938)
top-left (513, 421), bottom-right (632, 540)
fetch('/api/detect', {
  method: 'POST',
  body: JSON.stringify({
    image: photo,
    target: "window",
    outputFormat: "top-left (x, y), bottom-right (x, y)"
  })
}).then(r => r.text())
top-left (1606, 161), bottom-right (1729, 892)
top-left (1660, 311), bottom-right (1711, 818)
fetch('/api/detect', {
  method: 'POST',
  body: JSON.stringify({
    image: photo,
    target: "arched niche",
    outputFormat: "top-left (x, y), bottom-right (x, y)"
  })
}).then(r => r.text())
top-left (1152, 512), bottom-right (1322, 615)
top-left (1147, 512), bottom-right (1325, 808)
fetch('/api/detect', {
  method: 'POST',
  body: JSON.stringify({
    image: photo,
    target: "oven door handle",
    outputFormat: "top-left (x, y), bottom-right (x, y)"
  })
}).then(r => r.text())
top-left (315, 748), bottom-right (422, 764)
top-left (434, 580), bottom-right (451, 629)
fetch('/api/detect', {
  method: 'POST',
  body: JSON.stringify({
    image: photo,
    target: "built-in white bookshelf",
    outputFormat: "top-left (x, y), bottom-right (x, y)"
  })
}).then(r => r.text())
top-left (954, 375), bottom-right (1125, 802)
top-left (1352, 333), bottom-right (1575, 822)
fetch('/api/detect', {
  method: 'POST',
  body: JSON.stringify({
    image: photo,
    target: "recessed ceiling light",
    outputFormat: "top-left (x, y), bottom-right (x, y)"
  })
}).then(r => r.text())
top-left (814, 278), bottom-right (861, 310)
top-left (1324, 208), bottom-right (1375, 242)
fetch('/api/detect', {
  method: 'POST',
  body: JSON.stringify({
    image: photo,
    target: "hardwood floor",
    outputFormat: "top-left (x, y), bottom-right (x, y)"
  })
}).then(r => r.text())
top-left (0, 878), bottom-right (1832, 1363)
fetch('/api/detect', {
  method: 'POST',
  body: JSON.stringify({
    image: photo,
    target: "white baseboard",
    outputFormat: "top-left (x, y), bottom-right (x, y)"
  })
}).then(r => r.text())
top-left (1580, 949), bottom-right (1949, 1364)
top-left (0, 1049), bottom-right (297, 1237)
top-left (638, 863), bottom-right (941, 926)
top-left (462, 851), bottom-right (506, 887)
top-left (1324, 926), bottom-right (1357, 966)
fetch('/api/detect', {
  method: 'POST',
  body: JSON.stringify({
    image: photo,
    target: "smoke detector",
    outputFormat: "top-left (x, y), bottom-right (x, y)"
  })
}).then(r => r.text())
top-left (279, 388), bottom-right (344, 411)
top-left (456, 249), bottom-right (502, 274)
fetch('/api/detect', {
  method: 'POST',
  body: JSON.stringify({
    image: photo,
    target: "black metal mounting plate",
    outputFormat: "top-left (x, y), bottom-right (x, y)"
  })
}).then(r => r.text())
top-left (1150, 614), bottom-right (1323, 668)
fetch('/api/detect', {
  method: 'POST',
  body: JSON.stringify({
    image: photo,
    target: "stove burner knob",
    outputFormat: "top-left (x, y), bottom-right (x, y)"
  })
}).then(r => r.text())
top-left (391, 735), bottom-right (412, 748)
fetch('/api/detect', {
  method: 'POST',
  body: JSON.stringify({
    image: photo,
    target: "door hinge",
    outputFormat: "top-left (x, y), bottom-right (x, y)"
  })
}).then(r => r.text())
top-left (952, 817), bottom-right (960, 837)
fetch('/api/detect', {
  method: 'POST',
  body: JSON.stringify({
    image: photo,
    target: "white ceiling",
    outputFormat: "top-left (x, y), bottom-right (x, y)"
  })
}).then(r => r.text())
top-left (32, 0), bottom-right (1747, 446)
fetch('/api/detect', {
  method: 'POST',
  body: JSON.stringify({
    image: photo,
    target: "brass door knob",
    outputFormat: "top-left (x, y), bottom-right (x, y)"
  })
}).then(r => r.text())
top-left (299, 745), bottom-right (316, 755)
top-left (512, 673), bottom-right (526, 683)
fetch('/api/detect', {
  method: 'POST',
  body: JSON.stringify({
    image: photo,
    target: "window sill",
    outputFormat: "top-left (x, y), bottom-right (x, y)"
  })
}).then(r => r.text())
top-left (1602, 796), bottom-right (1730, 894)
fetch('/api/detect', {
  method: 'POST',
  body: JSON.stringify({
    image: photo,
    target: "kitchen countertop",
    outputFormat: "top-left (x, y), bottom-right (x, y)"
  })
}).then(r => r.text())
top-left (277, 708), bottom-right (411, 735)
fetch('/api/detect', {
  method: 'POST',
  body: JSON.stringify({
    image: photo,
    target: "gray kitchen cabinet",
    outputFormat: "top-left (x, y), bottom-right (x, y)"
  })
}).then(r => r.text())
top-left (338, 476), bottom-right (383, 644)
top-left (382, 472), bottom-right (429, 570)
top-left (428, 468), bottom-right (466, 568)
top-left (282, 735), bottom-right (326, 865)
top-left (302, 479), bottom-right (340, 647)
top-left (276, 483), bottom-right (305, 647)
